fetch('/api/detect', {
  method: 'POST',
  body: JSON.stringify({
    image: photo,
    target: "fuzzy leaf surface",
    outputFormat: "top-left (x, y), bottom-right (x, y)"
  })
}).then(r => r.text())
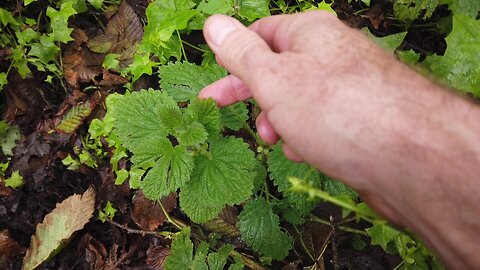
top-left (180, 137), bottom-right (256, 223)
top-left (237, 198), bottom-right (292, 260)
top-left (220, 103), bottom-right (249, 131)
top-left (425, 14), bottom-right (480, 97)
top-left (159, 62), bottom-right (227, 102)
top-left (268, 143), bottom-right (322, 217)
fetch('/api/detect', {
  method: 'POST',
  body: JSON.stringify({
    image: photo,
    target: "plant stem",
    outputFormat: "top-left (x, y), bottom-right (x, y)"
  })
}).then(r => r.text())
top-left (176, 30), bottom-right (188, 62)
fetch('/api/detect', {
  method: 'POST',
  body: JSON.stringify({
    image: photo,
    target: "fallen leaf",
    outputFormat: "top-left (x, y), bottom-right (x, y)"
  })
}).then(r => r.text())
top-left (0, 230), bottom-right (26, 268)
top-left (22, 187), bottom-right (96, 270)
top-left (63, 29), bottom-right (103, 88)
top-left (77, 234), bottom-right (107, 269)
top-left (87, 1), bottom-right (143, 67)
top-left (132, 191), bottom-right (177, 231)
top-left (203, 206), bottom-right (240, 237)
top-left (55, 101), bottom-right (95, 134)
top-left (146, 243), bottom-right (170, 269)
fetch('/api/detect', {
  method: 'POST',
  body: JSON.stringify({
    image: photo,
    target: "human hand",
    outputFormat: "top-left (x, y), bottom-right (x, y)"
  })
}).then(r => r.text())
top-left (199, 12), bottom-right (480, 269)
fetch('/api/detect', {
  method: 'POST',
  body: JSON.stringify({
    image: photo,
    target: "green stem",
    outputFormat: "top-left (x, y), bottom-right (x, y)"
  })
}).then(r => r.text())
top-left (176, 30), bottom-right (188, 62)
top-left (182, 40), bottom-right (209, 53)
top-left (309, 215), bottom-right (368, 236)
top-left (159, 201), bottom-right (184, 230)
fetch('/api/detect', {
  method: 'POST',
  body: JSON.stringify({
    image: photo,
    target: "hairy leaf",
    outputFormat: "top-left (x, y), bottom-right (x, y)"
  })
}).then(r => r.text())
top-left (23, 188), bottom-right (95, 270)
top-left (237, 0), bottom-right (270, 21)
top-left (393, 0), bottom-right (439, 20)
top-left (237, 198), bottom-right (292, 260)
top-left (159, 62), bottom-right (227, 102)
top-left (180, 137), bottom-right (256, 223)
top-left (268, 143), bottom-right (322, 218)
top-left (184, 98), bottom-right (222, 138)
top-left (220, 103), bottom-right (249, 131)
top-left (425, 14), bottom-right (480, 97)
top-left (197, 0), bottom-right (235, 15)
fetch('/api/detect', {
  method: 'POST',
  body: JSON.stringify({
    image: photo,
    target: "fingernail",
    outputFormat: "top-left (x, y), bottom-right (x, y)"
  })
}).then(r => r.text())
top-left (207, 16), bottom-right (241, 46)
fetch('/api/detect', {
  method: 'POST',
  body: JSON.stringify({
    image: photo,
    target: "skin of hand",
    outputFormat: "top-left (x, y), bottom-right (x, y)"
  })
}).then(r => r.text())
top-left (198, 12), bottom-right (480, 268)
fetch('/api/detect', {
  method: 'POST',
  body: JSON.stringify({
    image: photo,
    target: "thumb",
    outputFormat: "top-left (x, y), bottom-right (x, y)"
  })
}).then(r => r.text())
top-left (203, 15), bottom-right (276, 83)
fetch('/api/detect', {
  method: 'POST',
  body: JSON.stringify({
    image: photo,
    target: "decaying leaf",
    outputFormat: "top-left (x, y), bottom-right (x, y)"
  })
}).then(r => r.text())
top-left (132, 191), bottom-right (177, 231)
top-left (87, 1), bottom-right (143, 66)
top-left (77, 234), bottom-right (107, 269)
top-left (55, 101), bottom-right (94, 134)
top-left (203, 206), bottom-right (240, 237)
top-left (146, 244), bottom-right (170, 269)
top-left (22, 187), bottom-right (96, 270)
top-left (0, 230), bottom-right (26, 268)
top-left (63, 29), bottom-right (103, 88)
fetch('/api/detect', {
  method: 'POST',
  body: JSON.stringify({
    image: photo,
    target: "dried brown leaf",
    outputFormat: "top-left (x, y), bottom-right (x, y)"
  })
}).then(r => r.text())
top-left (22, 187), bottom-right (96, 270)
top-left (146, 244), bottom-right (170, 269)
top-left (132, 191), bottom-right (177, 231)
top-left (203, 206), bottom-right (240, 237)
top-left (0, 230), bottom-right (26, 267)
top-left (87, 1), bottom-right (143, 66)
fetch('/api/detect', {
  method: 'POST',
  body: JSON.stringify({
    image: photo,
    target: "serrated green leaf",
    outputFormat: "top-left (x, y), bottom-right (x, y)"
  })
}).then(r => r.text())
top-left (126, 53), bottom-right (157, 82)
top-left (237, 198), bottom-right (292, 260)
top-left (268, 143), bottom-right (322, 218)
top-left (28, 35), bottom-right (60, 63)
top-left (208, 244), bottom-right (234, 270)
top-left (143, 0), bottom-right (199, 58)
top-left (141, 143), bottom-right (194, 200)
top-left (106, 90), bottom-right (175, 151)
top-left (16, 28), bottom-right (40, 45)
top-left (4, 171), bottom-right (24, 189)
top-left (176, 121), bottom-right (208, 146)
top-left (449, 0), bottom-right (480, 17)
top-left (185, 98), bottom-right (222, 138)
top-left (160, 62), bottom-right (227, 102)
top-left (103, 53), bottom-right (121, 71)
top-left (322, 177), bottom-right (358, 199)
top-left (0, 8), bottom-right (19, 26)
top-left (394, 0), bottom-right (439, 20)
top-left (220, 102), bottom-right (249, 131)
top-left (237, 0), bottom-right (270, 21)
top-left (197, 0), bottom-right (235, 15)
top-left (46, 2), bottom-right (78, 43)
top-left (180, 137), bottom-right (256, 223)
top-left (425, 14), bottom-right (480, 97)
top-left (165, 227), bottom-right (225, 270)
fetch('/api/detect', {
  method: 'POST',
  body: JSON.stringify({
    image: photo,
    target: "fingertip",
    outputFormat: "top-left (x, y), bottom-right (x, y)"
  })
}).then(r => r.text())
top-left (256, 112), bottom-right (279, 145)
top-left (282, 143), bottom-right (303, 163)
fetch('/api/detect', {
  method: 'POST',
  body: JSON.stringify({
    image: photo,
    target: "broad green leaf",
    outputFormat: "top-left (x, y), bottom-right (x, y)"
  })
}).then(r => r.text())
top-left (143, 0), bottom-right (200, 57)
top-left (322, 177), bottom-right (358, 199)
top-left (176, 121), bottom-right (208, 146)
top-left (88, 0), bottom-right (103, 9)
top-left (0, 121), bottom-right (21, 156)
top-left (394, 0), bottom-right (439, 20)
top-left (365, 30), bottom-right (407, 53)
top-left (126, 54), bottom-right (157, 82)
top-left (197, 0), bottom-right (235, 15)
top-left (268, 143), bottom-right (322, 218)
top-left (28, 35), bottom-right (60, 63)
top-left (164, 227), bottom-right (195, 270)
top-left (4, 171), bottom-right (24, 189)
top-left (184, 98), bottom-right (222, 138)
top-left (237, 0), bottom-right (270, 21)
top-left (105, 90), bottom-right (175, 151)
top-left (24, 0), bottom-right (37, 5)
top-left (449, 0), bottom-right (480, 17)
top-left (16, 28), bottom-right (40, 45)
top-left (164, 227), bottom-right (230, 270)
top-left (237, 198), bottom-right (292, 260)
top-left (46, 2), bottom-right (78, 43)
top-left (207, 244), bottom-right (234, 270)
top-left (102, 53), bottom-right (121, 71)
top-left (220, 102), bottom-right (249, 131)
top-left (0, 8), bottom-right (19, 26)
top-left (180, 136), bottom-right (256, 223)
top-left (159, 62), bottom-right (227, 102)
top-left (425, 14), bottom-right (480, 97)
top-left (22, 188), bottom-right (95, 270)
top-left (140, 142), bottom-right (194, 200)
